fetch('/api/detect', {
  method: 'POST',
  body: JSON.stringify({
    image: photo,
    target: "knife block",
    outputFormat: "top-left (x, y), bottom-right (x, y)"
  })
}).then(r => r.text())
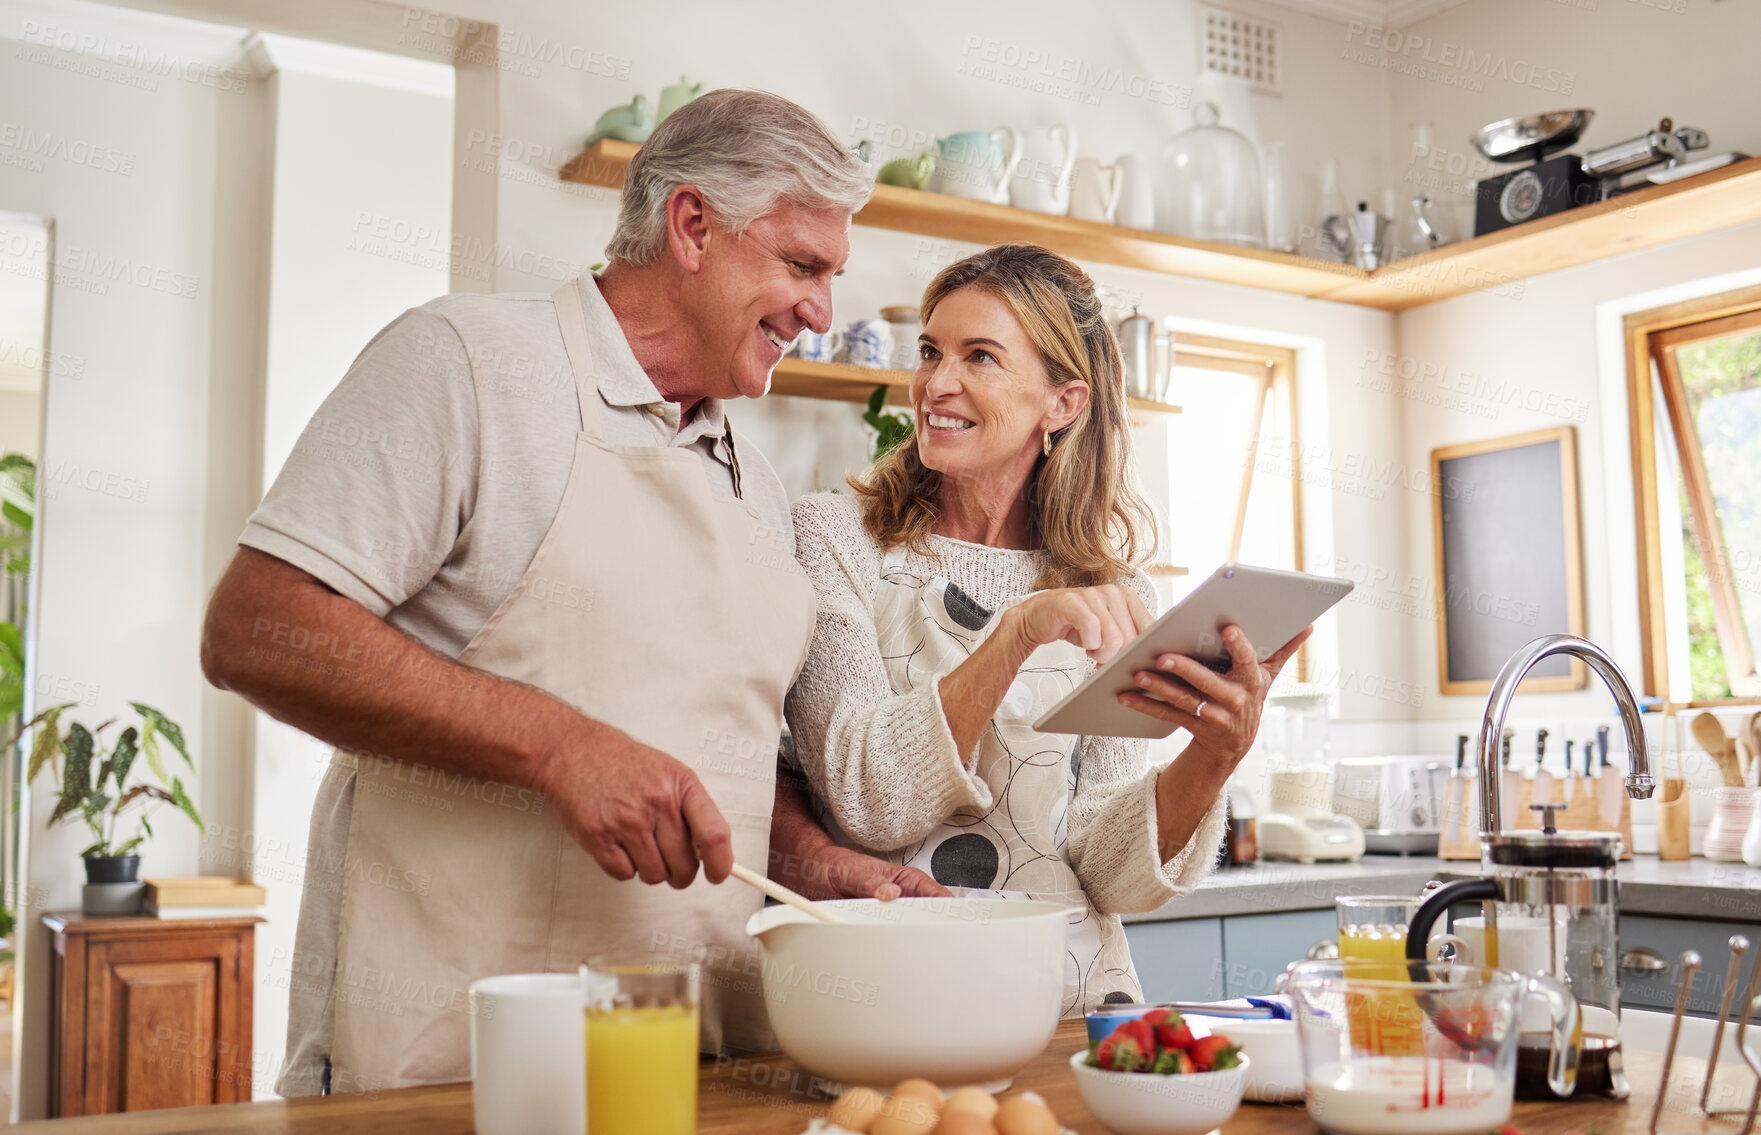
top-left (1439, 773), bottom-right (1635, 859)
top-left (1437, 775), bottom-right (1481, 860)
top-left (1509, 772), bottom-right (1634, 858)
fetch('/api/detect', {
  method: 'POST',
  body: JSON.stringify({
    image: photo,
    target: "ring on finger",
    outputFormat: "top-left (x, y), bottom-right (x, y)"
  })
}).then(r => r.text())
top-left (1195, 699), bottom-right (1208, 721)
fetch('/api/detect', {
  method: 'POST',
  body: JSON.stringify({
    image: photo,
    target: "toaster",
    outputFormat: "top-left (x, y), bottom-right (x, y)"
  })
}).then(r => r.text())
top-left (1332, 756), bottom-right (1450, 854)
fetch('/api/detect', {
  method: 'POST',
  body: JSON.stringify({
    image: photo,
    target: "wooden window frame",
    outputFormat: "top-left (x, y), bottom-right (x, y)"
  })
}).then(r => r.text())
top-left (1164, 332), bottom-right (1304, 675)
top-left (1624, 283), bottom-right (1761, 699)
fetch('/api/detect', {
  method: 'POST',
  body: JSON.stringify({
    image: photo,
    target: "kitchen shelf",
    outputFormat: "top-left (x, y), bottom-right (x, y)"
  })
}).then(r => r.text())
top-left (560, 141), bottom-right (1761, 313)
top-left (770, 357), bottom-right (1181, 416)
top-left (561, 140), bottom-right (1361, 300)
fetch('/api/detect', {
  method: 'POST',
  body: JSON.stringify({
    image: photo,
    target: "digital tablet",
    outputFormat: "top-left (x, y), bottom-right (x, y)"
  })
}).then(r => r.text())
top-left (1032, 562), bottom-right (1354, 739)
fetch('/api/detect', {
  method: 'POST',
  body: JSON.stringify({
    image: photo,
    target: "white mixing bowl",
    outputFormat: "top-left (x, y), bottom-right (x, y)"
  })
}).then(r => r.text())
top-left (745, 897), bottom-right (1068, 1086)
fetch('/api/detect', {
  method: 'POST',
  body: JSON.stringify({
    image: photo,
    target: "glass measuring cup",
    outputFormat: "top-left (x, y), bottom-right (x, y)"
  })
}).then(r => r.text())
top-left (1280, 959), bottom-right (1580, 1135)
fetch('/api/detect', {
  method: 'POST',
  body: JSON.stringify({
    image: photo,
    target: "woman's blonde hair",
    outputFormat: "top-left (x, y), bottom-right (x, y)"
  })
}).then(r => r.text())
top-left (849, 243), bottom-right (1157, 590)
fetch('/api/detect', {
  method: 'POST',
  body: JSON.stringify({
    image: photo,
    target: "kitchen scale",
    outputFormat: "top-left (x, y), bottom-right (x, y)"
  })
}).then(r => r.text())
top-left (1469, 109), bottom-right (1744, 236)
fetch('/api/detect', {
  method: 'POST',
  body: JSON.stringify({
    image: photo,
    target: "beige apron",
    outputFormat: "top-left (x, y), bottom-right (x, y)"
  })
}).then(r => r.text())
top-left (326, 280), bottom-right (816, 1090)
top-left (859, 550), bottom-right (1143, 1016)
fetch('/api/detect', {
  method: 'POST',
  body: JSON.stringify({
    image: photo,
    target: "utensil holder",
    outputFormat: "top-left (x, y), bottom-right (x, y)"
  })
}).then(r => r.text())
top-left (1705, 786), bottom-right (1757, 862)
top-left (1657, 778), bottom-right (1692, 861)
top-left (1743, 792), bottom-right (1761, 867)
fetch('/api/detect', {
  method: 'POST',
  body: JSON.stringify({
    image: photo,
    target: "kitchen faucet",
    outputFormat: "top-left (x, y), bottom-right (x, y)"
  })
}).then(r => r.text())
top-left (1477, 634), bottom-right (1655, 838)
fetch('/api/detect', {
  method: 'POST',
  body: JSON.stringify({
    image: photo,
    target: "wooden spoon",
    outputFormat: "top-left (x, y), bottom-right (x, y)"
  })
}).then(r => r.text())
top-left (728, 862), bottom-right (853, 924)
top-left (1692, 712), bottom-right (1739, 786)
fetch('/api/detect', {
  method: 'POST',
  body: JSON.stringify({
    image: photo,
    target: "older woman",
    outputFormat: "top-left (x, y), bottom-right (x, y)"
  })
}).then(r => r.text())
top-left (786, 243), bottom-right (1307, 1014)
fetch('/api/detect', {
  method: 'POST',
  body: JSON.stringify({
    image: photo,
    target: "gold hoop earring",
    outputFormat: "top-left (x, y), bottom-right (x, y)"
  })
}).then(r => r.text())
top-left (1042, 427), bottom-right (1052, 457)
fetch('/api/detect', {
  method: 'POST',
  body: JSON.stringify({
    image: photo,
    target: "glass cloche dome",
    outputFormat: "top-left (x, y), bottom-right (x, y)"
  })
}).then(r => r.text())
top-left (1156, 101), bottom-right (1265, 248)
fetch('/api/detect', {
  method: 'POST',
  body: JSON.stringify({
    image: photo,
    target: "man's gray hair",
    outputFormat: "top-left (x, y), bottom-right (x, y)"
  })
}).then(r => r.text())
top-left (605, 88), bottom-right (872, 267)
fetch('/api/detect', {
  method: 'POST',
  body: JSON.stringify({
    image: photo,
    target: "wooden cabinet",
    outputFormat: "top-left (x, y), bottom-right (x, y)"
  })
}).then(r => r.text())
top-left (43, 912), bottom-right (261, 1118)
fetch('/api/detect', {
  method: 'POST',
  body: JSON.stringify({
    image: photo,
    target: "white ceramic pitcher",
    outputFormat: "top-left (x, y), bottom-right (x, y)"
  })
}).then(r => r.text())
top-left (1069, 157), bottom-right (1122, 223)
top-left (1011, 125), bottom-right (1078, 214)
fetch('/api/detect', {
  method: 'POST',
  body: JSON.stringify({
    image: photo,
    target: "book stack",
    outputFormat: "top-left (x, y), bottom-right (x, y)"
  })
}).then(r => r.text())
top-left (143, 877), bottom-right (266, 920)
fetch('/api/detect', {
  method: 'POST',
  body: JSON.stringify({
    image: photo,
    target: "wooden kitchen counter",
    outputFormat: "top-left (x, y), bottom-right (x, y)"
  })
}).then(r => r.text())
top-left (14, 1019), bottom-right (1757, 1133)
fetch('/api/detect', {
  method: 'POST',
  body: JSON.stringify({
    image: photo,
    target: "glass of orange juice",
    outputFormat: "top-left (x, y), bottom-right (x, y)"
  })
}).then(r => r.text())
top-left (582, 960), bottom-right (700, 1135)
top-left (1335, 895), bottom-right (1429, 1057)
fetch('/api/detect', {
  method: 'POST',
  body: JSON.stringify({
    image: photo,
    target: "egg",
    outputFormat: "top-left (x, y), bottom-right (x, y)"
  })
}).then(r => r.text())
top-left (934, 1110), bottom-right (998, 1135)
top-left (892, 1078), bottom-right (945, 1114)
top-left (827, 1085), bottom-right (886, 1132)
top-left (872, 1088), bottom-right (942, 1135)
top-left (993, 1094), bottom-right (1059, 1135)
top-left (943, 1087), bottom-right (999, 1121)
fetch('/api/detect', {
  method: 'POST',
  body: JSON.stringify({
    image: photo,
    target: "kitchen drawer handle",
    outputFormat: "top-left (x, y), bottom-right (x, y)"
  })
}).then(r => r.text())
top-left (1621, 947), bottom-right (1669, 973)
top-left (1307, 939), bottom-right (1340, 960)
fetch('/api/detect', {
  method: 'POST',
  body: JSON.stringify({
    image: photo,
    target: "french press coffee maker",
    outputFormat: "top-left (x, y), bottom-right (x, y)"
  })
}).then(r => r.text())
top-left (1406, 634), bottom-right (1656, 1102)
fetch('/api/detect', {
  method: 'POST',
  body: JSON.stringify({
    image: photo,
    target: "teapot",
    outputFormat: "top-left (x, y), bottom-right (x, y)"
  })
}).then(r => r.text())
top-left (877, 153), bottom-right (936, 190)
top-left (585, 93), bottom-right (654, 147)
top-left (931, 128), bottom-right (1021, 204)
top-left (657, 75), bottom-right (706, 123)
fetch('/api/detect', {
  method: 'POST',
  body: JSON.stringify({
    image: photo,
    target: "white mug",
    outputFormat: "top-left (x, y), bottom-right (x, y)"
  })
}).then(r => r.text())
top-left (470, 973), bottom-right (586, 1135)
top-left (1069, 157), bottom-right (1122, 223)
top-left (1115, 153), bottom-right (1155, 230)
top-left (1449, 915), bottom-right (1564, 976)
top-left (1011, 124), bottom-right (1078, 214)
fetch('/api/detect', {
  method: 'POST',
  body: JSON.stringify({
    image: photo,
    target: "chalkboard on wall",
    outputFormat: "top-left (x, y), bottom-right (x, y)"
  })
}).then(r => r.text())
top-left (1431, 426), bottom-right (1586, 694)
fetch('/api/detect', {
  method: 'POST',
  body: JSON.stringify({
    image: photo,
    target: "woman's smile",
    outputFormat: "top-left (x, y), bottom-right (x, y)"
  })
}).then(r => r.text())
top-left (923, 410), bottom-right (976, 435)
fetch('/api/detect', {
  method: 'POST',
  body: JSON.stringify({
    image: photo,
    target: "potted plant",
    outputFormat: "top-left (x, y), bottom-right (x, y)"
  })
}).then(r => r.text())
top-left (21, 701), bottom-right (202, 914)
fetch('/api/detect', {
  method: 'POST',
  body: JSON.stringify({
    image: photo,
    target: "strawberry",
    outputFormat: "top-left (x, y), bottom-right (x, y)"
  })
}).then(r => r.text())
top-left (1097, 1020), bottom-right (1153, 1072)
top-left (1155, 1015), bottom-right (1194, 1051)
top-left (1189, 1034), bottom-right (1242, 1071)
top-left (1152, 1048), bottom-right (1196, 1075)
top-left (1119, 1017), bottom-right (1155, 1057)
top-left (1140, 1007), bottom-right (1172, 1029)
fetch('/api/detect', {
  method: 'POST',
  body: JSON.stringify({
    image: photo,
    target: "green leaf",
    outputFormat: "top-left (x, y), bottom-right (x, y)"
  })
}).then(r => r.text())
top-left (49, 787), bottom-right (84, 826)
top-left (23, 704), bottom-right (73, 783)
top-left (110, 727), bottom-right (138, 790)
top-left (0, 621), bottom-right (22, 671)
top-left (112, 834), bottom-right (145, 856)
top-left (62, 722), bottom-right (94, 797)
top-left (139, 719), bottom-right (166, 784)
top-left (861, 385), bottom-right (914, 460)
top-left (0, 679), bottom-right (20, 723)
top-left (0, 500), bottom-right (28, 531)
top-left (170, 777), bottom-right (203, 832)
top-left (131, 703), bottom-right (193, 773)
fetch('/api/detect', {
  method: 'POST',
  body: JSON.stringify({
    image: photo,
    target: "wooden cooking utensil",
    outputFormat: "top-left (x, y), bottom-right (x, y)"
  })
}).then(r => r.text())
top-left (728, 863), bottom-right (853, 924)
top-left (1692, 712), bottom-right (1740, 786)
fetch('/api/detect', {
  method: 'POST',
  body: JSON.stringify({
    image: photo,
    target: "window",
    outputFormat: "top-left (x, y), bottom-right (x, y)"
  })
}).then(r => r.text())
top-left (1159, 332), bottom-right (1303, 671)
top-left (1626, 286), bottom-right (1761, 700)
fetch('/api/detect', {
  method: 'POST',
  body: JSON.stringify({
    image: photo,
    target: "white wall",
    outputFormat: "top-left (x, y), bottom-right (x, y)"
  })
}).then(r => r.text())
top-left (1380, 0), bottom-right (1761, 756)
top-left (1395, 223), bottom-right (1761, 739)
top-left (0, 0), bottom-right (258, 1117)
top-left (244, 36), bottom-right (453, 1099)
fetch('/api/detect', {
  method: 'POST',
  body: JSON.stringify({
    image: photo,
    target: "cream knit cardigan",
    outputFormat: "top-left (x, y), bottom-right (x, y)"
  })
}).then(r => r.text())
top-left (784, 492), bottom-right (1224, 914)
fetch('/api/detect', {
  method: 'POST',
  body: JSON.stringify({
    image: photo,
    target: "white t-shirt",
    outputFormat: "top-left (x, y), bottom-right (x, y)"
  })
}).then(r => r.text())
top-left (245, 276), bottom-right (795, 1096)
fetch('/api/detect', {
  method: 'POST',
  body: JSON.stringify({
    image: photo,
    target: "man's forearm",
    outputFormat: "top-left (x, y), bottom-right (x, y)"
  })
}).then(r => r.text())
top-left (202, 547), bottom-right (588, 789)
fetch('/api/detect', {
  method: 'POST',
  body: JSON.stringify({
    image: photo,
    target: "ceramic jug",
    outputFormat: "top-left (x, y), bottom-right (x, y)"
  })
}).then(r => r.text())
top-left (877, 153), bottom-right (936, 190)
top-left (657, 75), bottom-right (706, 123)
top-left (1114, 153), bottom-right (1155, 229)
top-left (1011, 125), bottom-right (1077, 214)
top-left (931, 128), bottom-right (1021, 204)
top-left (585, 93), bottom-right (655, 147)
top-left (1069, 158), bottom-right (1122, 222)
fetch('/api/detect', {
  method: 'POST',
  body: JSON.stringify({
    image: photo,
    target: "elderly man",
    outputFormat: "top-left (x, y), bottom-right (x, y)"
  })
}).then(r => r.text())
top-left (201, 89), bottom-right (944, 1097)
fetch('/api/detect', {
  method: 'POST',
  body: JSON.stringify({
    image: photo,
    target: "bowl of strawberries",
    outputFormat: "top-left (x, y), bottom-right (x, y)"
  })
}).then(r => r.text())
top-left (1070, 1008), bottom-right (1248, 1135)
